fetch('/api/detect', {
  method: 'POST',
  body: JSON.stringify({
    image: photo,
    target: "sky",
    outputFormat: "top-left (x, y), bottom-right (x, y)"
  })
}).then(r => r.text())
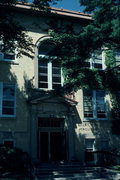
top-left (51, 0), bottom-right (84, 12)
top-left (28, 0), bottom-right (84, 12)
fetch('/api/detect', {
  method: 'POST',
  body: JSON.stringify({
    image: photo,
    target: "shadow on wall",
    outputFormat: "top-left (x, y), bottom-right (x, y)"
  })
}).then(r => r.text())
top-left (0, 61), bottom-right (32, 148)
top-left (70, 94), bottom-right (120, 164)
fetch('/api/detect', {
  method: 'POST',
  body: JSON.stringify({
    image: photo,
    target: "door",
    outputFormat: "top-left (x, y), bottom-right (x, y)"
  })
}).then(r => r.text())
top-left (40, 132), bottom-right (49, 161)
top-left (50, 132), bottom-right (62, 161)
top-left (39, 131), bottom-right (66, 161)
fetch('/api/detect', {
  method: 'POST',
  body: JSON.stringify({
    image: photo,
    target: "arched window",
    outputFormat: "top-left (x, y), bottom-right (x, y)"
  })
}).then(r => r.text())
top-left (38, 39), bottom-right (63, 89)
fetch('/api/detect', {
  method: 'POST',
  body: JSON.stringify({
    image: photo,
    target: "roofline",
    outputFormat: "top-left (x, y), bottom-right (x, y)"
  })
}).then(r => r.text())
top-left (14, 2), bottom-right (92, 21)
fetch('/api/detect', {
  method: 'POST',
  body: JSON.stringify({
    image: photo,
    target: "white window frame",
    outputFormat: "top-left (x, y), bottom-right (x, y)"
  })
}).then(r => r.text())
top-left (0, 82), bottom-right (16, 117)
top-left (83, 90), bottom-right (107, 121)
top-left (85, 50), bottom-right (106, 70)
top-left (38, 56), bottom-right (63, 90)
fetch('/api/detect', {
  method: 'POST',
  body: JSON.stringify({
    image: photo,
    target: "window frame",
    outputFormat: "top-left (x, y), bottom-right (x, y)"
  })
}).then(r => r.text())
top-left (38, 39), bottom-right (63, 90)
top-left (115, 50), bottom-right (120, 67)
top-left (84, 50), bottom-right (106, 70)
top-left (85, 138), bottom-right (95, 163)
top-left (0, 41), bottom-right (17, 63)
top-left (38, 59), bottom-right (63, 90)
top-left (83, 89), bottom-right (107, 121)
top-left (0, 82), bottom-right (16, 117)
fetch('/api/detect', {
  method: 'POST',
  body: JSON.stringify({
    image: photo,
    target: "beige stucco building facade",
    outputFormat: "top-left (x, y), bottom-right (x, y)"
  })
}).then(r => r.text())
top-left (0, 3), bottom-right (120, 165)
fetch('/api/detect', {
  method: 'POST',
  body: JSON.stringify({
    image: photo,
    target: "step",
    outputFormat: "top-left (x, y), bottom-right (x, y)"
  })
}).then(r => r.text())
top-left (34, 171), bottom-right (120, 180)
top-left (33, 164), bottom-right (120, 180)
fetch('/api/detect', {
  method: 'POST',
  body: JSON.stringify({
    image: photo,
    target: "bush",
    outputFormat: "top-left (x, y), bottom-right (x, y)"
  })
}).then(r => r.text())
top-left (0, 145), bottom-right (31, 174)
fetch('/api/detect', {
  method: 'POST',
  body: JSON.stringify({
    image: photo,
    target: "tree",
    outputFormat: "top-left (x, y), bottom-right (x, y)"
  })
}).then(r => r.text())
top-left (80, 0), bottom-right (120, 49)
top-left (0, 0), bottom-right (60, 58)
top-left (50, 0), bottom-right (120, 92)
top-left (50, 0), bottom-right (120, 135)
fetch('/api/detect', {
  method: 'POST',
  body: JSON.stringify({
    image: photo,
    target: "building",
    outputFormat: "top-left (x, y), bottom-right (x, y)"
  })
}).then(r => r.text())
top-left (0, 2), bottom-right (120, 165)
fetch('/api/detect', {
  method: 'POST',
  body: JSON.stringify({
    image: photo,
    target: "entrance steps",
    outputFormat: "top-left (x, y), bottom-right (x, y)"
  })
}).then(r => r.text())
top-left (33, 163), bottom-right (120, 180)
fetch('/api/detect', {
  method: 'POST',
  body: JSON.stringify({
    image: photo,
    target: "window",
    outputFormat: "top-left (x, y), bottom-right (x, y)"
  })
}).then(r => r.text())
top-left (85, 139), bottom-right (95, 162)
top-left (83, 89), bottom-right (107, 119)
top-left (38, 40), bottom-right (63, 89)
top-left (38, 118), bottom-right (63, 128)
top-left (0, 82), bottom-right (16, 117)
top-left (84, 50), bottom-right (105, 70)
top-left (115, 50), bottom-right (120, 67)
top-left (0, 41), bottom-right (16, 62)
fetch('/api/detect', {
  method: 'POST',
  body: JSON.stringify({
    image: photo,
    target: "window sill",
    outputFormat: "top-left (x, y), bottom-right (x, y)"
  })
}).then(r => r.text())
top-left (0, 115), bottom-right (16, 118)
top-left (83, 118), bottom-right (108, 121)
top-left (0, 60), bottom-right (19, 65)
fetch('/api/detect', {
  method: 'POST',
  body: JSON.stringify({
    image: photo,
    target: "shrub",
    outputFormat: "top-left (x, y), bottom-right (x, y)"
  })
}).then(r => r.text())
top-left (0, 145), bottom-right (31, 174)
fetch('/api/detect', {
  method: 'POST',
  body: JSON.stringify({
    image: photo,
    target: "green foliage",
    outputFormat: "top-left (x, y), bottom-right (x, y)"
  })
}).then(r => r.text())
top-left (51, 31), bottom-right (105, 91)
top-left (50, 1), bottom-right (120, 92)
top-left (0, 1), bottom-right (34, 57)
top-left (105, 49), bottom-right (116, 68)
top-left (50, 1), bottom-right (120, 135)
top-left (0, 0), bottom-right (61, 57)
top-left (0, 145), bottom-right (31, 174)
top-left (80, 0), bottom-right (120, 49)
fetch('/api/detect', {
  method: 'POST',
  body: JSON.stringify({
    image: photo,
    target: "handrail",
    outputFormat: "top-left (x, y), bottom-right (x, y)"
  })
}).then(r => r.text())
top-left (90, 150), bottom-right (120, 166)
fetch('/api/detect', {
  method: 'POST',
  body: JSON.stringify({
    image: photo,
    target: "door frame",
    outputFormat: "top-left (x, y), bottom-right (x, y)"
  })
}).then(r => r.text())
top-left (38, 129), bottom-right (61, 161)
top-left (37, 117), bottom-right (68, 162)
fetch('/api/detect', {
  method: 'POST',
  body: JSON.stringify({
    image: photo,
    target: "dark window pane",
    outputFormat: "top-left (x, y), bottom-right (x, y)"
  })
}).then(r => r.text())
top-left (96, 90), bottom-right (105, 97)
top-left (52, 77), bottom-right (61, 83)
top-left (97, 113), bottom-right (106, 118)
top-left (3, 101), bottom-right (14, 107)
top-left (94, 63), bottom-right (102, 69)
top-left (4, 141), bottom-right (14, 148)
top-left (52, 61), bottom-right (60, 67)
top-left (38, 83), bottom-right (48, 88)
top-left (39, 76), bottom-right (48, 82)
top-left (39, 67), bottom-right (47, 73)
top-left (39, 60), bottom-right (47, 66)
top-left (52, 83), bottom-right (61, 89)
top-left (84, 113), bottom-right (93, 118)
top-left (83, 90), bottom-right (93, 118)
top-left (4, 53), bottom-right (15, 60)
top-left (3, 85), bottom-right (15, 99)
top-left (52, 68), bottom-right (61, 74)
top-left (38, 118), bottom-right (61, 128)
top-left (2, 108), bottom-right (14, 115)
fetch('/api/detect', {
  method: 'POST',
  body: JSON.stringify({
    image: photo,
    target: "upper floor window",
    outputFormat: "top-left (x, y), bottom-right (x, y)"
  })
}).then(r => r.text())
top-left (0, 82), bottom-right (16, 117)
top-left (83, 89), bottom-right (107, 120)
top-left (38, 40), bottom-right (63, 89)
top-left (0, 41), bottom-right (16, 62)
top-left (84, 50), bottom-right (105, 70)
